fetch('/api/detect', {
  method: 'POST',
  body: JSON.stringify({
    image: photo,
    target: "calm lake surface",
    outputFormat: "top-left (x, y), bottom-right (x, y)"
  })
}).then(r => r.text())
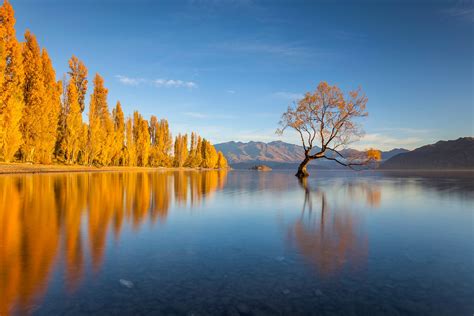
top-left (0, 170), bottom-right (473, 315)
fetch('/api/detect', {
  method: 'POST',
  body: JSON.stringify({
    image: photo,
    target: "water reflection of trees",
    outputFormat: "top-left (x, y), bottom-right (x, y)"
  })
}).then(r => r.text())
top-left (287, 178), bottom-right (372, 278)
top-left (0, 170), bottom-right (227, 315)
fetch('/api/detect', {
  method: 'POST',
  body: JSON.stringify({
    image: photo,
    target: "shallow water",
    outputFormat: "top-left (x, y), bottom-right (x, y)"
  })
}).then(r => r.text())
top-left (0, 170), bottom-right (473, 315)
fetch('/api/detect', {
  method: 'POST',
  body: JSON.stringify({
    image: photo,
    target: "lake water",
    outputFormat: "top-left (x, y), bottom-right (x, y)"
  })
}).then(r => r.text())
top-left (0, 170), bottom-right (473, 315)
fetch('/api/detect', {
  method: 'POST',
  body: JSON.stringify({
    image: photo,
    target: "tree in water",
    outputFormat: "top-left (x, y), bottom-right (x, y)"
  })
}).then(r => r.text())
top-left (277, 82), bottom-right (381, 178)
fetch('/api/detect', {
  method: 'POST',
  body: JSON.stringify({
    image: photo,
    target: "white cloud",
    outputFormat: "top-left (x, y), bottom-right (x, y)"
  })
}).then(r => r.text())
top-left (154, 79), bottom-right (197, 88)
top-left (352, 133), bottom-right (424, 151)
top-left (374, 127), bottom-right (431, 134)
top-left (183, 112), bottom-right (208, 119)
top-left (116, 75), bottom-right (197, 88)
top-left (226, 89), bottom-right (236, 94)
top-left (115, 75), bottom-right (145, 86)
top-left (443, 3), bottom-right (474, 22)
top-left (272, 91), bottom-right (303, 100)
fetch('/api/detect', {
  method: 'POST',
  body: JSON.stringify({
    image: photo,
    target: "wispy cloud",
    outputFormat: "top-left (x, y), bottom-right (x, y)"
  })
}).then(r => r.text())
top-left (115, 75), bottom-right (145, 86)
top-left (116, 75), bottom-right (197, 88)
top-left (183, 112), bottom-right (237, 119)
top-left (154, 79), bottom-right (197, 88)
top-left (183, 112), bottom-right (208, 119)
top-left (352, 133), bottom-right (424, 151)
top-left (272, 91), bottom-right (303, 100)
top-left (216, 40), bottom-right (310, 57)
top-left (258, 127), bottom-right (428, 151)
top-left (226, 89), bottom-right (236, 94)
top-left (373, 127), bottom-right (432, 134)
top-left (442, 1), bottom-right (474, 22)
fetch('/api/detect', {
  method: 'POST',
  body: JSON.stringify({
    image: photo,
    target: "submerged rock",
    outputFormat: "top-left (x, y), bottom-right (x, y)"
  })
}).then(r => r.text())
top-left (119, 279), bottom-right (134, 288)
top-left (250, 165), bottom-right (272, 171)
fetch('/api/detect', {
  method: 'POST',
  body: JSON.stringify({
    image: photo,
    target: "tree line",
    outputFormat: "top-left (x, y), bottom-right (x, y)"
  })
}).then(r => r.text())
top-left (0, 1), bottom-right (228, 169)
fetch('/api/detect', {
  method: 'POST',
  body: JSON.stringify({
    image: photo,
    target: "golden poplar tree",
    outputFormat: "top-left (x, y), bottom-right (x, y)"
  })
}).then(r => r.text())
top-left (149, 117), bottom-right (173, 167)
top-left (78, 122), bottom-right (89, 164)
top-left (138, 119), bottom-right (150, 166)
top-left (68, 56), bottom-right (88, 112)
top-left (217, 151), bottom-right (228, 169)
top-left (183, 134), bottom-right (188, 166)
top-left (55, 75), bottom-right (67, 159)
top-left (21, 30), bottom-right (44, 162)
top-left (132, 111), bottom-right (141, 165)
top-left (88, 73), bottom-right (110, 165)
top-left (185, 132), bottom-right (197, 167)
top-left (174, 134), bottom-right (188, 167)
top-left (201, 139), bottom-right (218, 168)
top-left (65, 80), bottom-right (82, 163)
top-left (103, 110), bottom-right (115, 166)
top-left (0, 0), bottom-right (24, 162)
top-left (112, 101), bottom-right (125, 165)
top-left (194, 136), bottom-right (203, 167)
top-left (39, 48), bottom-right (61, 163)
top-left (173, 135), bottom-right (181, 167)
top-left (132, 111), bottom-right (150, 167)
top-left (125, 117), bottom-right (136, 166)
top-left (158, 119), bottom-right (172, 166)
top-left (1, 0), bottom-right (227, 169)
top-left (149, 115), bottom-right (159, 166)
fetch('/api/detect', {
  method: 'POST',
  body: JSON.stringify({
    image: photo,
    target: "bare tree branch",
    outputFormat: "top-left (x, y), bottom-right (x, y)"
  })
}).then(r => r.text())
top-left (276, 81), bottom-right (380, 178)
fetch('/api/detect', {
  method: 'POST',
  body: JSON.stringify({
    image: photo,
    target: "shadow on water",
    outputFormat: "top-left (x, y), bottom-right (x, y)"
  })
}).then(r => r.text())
top-left (0, 170), bottom-right (227, 315)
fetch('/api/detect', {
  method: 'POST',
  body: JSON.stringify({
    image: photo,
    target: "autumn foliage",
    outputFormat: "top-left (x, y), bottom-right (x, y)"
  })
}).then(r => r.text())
top-left (278, 81), bottom-right (381, 177)
top-left (0, 1), bottom-right (227, 169)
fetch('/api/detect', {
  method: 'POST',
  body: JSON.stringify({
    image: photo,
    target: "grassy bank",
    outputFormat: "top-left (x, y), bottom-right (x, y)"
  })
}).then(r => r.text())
top-left (0, 163), bottom-right (224, 175)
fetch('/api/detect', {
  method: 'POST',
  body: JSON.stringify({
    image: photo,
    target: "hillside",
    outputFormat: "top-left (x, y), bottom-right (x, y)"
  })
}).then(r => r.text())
top-left (381, 137), bottom-right (474, 169)
top-left (214, 141), bottom-right (306, 163)
top-left (214, 141), bottom-right (408, 168)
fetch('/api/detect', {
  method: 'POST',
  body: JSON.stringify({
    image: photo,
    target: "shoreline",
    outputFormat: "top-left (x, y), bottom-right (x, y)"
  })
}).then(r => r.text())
top-left (0, 163), bottom-right (229, 175)
top-left (0, 163), bottom-right (472, 175)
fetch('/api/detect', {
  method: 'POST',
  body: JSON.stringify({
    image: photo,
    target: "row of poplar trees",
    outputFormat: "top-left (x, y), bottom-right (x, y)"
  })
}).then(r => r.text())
top-left (0, 1), bottom-right (228, 169)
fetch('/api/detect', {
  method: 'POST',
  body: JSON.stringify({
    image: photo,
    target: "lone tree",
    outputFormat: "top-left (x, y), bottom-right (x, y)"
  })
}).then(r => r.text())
top-left (277, 82), bottom-right (381, 178)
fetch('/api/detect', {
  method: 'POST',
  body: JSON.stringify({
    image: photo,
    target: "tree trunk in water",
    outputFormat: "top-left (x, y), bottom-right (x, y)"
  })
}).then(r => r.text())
top-left (295, 156), bottom-right (311, 178)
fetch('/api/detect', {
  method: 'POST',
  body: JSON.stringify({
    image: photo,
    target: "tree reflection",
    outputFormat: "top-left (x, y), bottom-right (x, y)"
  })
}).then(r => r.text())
top-left (288, 178), bottom-right (369, 278)
top-left (0, 170), bottom-right (227, 315)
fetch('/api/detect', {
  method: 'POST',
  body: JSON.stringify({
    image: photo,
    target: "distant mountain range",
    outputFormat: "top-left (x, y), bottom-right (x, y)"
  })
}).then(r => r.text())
top-left (214, 140), bottom-right (408, 169)
top-left (215, 137), bottom-right (474, 170)
top-left (381, 137), bottom-right (474, 170)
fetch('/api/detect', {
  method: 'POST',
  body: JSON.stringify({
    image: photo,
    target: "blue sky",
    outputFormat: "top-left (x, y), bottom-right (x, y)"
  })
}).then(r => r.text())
top-left (12, 0), bottom-right (473, 150)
